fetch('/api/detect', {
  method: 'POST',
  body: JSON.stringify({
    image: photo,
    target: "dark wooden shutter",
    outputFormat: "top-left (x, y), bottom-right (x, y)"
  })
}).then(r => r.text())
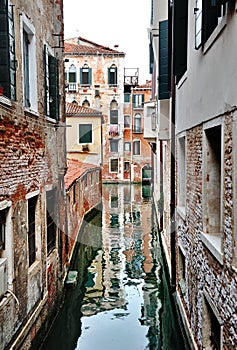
top-left (173, 0), bottom-right (188, 79)
top-left (88, 67), bottom-right (92, 85)
top-left (203, 0), bottom-right (219, 43)
top-left (0, 0), bottom-right (16, 99)
top-left (108, 68), bottom-right (111, 85)
top-left (159, 20), bottom-right (169, 100)
top-left (49, 55), bottom-right (59, 120)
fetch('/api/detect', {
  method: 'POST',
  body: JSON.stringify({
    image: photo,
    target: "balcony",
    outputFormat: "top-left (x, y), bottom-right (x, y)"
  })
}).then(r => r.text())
top-left (68, 83), bottom-right (78, 92)
top-left (108, 124), bottom-right (119, 137)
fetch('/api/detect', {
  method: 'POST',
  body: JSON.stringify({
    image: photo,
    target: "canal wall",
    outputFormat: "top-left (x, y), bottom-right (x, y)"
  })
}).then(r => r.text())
top-left (153, 201), bottom-right (198, 350)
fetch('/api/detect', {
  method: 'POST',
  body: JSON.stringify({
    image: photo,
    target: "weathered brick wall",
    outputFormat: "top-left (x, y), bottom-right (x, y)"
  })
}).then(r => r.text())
top-left (176, 113), bottom-right (237, 349)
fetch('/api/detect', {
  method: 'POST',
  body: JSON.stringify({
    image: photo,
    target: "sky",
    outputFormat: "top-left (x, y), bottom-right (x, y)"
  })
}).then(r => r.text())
top-left (63, 0), bottom-right (151, 84)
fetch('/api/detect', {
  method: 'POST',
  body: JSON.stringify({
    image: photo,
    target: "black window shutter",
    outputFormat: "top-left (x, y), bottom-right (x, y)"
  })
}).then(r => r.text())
top-left (49, 56), bottom-right (59, 120)
top-left (108, 68), bottom-right (111, 84)
top-left (173, 0), bottom-right (188, 79)
top-left (43, 45), bottom-right (49, 116)
top-left (159, 20), bottom-right (169, 100)
top-left (0, 0), bottom-right (9, 98)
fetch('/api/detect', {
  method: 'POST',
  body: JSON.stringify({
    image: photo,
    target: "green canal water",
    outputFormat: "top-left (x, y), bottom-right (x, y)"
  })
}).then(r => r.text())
top-left (40, 184), bottom-right (188, 350)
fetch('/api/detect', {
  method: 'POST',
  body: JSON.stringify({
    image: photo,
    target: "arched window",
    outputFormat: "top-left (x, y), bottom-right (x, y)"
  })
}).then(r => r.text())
top-left (134, 113), bottom-right (142, 133)
top-left (110, 99), bottom-right (118, 125)
top-left (80, 64), bottom-right (92, 86)
top-left (68, 65), bottom-right (77, 91)
top-left (82, 98), bottom-right (90, 107)
top-left (108, 64), bottom-right (117, 86)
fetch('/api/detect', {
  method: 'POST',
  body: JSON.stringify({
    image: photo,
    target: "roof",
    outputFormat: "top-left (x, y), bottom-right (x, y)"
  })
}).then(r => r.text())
top-left (65, 102), bottom-right (103, 117)
top-left (64, 37), bottom-right (125, 56)
top-left (65, 158), bottom-right (100, 190)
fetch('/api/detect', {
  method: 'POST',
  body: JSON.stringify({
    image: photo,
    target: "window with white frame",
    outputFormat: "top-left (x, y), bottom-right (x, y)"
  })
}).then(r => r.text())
top-left (124, 142), bottom-right (131, 152)
top-left (133, 140), bottom-right (140, 155)
top-left (110, 158), bottom-right (118, 173)
top-left (22, 16), bottom-right (37, 110)
top-left (134, 113), bottom-right (142, 133)
top-left (110, 140), bottom-right (118, 153)
top-left (68, 65), bottom-right (77, 91)
top-left (132, 94), bottom-right (144, 108)
top-left (178, 136), bottom-right (186, 211)
top-left (124, 115), bottom-right (130, 128)
top-left (0, 209), bottom-right (6, 251)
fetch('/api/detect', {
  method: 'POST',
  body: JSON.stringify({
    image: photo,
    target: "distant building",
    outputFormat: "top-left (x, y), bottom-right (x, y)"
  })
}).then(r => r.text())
top-left (0, 0), bottom-right (66, 349)
top-left (64, 37), bottom-right (152, 183)
top-left (65, 102), bottom-right (103, 166)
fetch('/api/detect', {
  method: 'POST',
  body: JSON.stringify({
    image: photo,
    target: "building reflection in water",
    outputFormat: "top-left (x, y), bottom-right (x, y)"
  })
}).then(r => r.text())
top-left (41, 184), bottom-right (186, 350)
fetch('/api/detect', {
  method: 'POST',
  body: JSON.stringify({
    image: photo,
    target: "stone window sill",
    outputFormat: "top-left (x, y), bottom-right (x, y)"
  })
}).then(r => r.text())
top-left (203, 16), bottom-right (227, 55)
top-left (177, 206), bottom-right (186, 220)
top-left (201, 232), bottom-right (223, 265)
top-left (0, 95), bottom-right (12, 106)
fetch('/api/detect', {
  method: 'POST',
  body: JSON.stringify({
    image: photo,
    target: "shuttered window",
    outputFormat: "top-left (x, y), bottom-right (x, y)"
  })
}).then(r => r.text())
top-left (0, 0), bottom-right (16, 100)
top-left (173, 0), bottom-right (188, 79)
top-left (28, 196), bottom-right (37, 266)
top-left (132, 94), bottom-right (144, 108)
top-left (202, 0), bottom-right (227, 44)
top-left (23, 29), bottom-right (30, 107)
top-left (44, 45), bottom-right (59, 120)
top-left (110, 109), bottom-right (118, 124)
top-left (159, 19), bottom-right (169, 100)
top-left (46, 189), bottom-right (57, 254)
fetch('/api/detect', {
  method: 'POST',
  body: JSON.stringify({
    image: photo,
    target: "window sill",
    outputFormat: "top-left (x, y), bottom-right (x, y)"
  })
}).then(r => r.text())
top-left (0, 95), bottom-right (12, 106)
top-left (28, 259), bottom-right (41, 275)
top-left (24, 107), bottom-right (39, 117)
top-left (177, 206), bottom-right (186, 220)
top-left (45, 116), bottom-right (57, 124)
top-left (177, 72), bottom-right (187, 90)
top-left (203, 16), bottom-right (227, 55)
top-left (200, 232), bottom-right (223, 265)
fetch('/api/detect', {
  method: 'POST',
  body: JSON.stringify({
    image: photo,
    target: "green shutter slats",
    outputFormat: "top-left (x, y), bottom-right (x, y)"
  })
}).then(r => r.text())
top-left (0, 0), bottom-right (16, 99)
top-left (49, 55), bottom-right (59, 120)
top-left (159, 20), bottom-right (169, 100)
top-left (88, 68), bottom-right (92, 85)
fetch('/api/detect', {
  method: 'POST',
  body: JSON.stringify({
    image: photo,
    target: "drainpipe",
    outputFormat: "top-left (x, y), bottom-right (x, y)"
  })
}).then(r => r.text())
top-left (170, 0), bottom-right (176, 292)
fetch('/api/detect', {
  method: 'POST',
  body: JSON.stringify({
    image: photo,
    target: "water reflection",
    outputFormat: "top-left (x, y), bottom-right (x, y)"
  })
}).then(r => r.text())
top-left (40, 184), bottom-right (186, 350)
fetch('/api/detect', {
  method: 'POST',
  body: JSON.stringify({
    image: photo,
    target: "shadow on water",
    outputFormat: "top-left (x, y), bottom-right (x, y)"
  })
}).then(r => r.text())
top-left (40, 184), bottom-right (187, 350)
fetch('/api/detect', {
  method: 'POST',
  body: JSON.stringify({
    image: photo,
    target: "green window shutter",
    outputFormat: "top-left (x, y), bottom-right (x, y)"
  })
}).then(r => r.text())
top-left (141, 94), bottom-right (144, 104)
top-left (23, 30), bottom-right (30, 107)
top-left (159, 20), bottom-right (169, 100)
top-left (49, 56), bottom-right (59, 120)
top-left (108, 68), bottom-right (110, 85)
top-left (114, 67), bottom-right (117, 85)
top-left (44, 45), bottom-right (49, 116)
top-left (79, 124), bottom-right (92, 143)
top-left (80, 68), bottom-right (82, 84)
top-left (88, 68), bottom-right (92, 85)
top-left (0, 0), bottom-right (16, 99)
top-left (173, 0), bottom-right (188, 79)
top-left (149, 40), bottom-right (154, 74)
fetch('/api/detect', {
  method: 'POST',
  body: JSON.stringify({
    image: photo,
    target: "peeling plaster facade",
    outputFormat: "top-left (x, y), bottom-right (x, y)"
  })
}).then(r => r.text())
top-left (0, 1), bottom-right (66, 349)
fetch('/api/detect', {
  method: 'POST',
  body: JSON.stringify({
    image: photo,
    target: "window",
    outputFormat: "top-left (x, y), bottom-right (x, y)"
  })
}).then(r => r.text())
top-left (0, 0), bottom-right (16, 100)
top-left (110, 159), bottom-right (118, 173)
top-left (110, 140), bottom-right (118, 153)
top-left (46, 189), bottom-right (57, 254)
top-left (124, 93), bottom-right (130, 103)
top-left (110, 109), bottom-right (118, 124)
top-left (80, 64), bottom-right (92, 86)
top-left (82, 98), bottom-right (90, 107)
top-left (195, 0), bottom-right (202, 49)
top-left (151, 112), bottom-right (156, 131)
top-left (132, 94), bottom-right (144, 108)
top-left (202, 292), bottom-right (222, 350)
top-left (44, 45), bottom-right (59, 119)
top-left (28, 196), bottom-right (37, 266)
top-left (22, 17), bottom-right (37, 110)
top-left (178, 136), bottom-right (186, 211)
top-left (178, 247), bottom-right (186, 296)
top-left (111, 195), bottom-right (118, 208)
top-left (124, 161), bottom-right (130, 172)
top-left (108, 64), bottom-right (117, 85)
top-left (124, 115), bottom-right (130, 128)
top-left (202, 1), bottom-right (227, 45)
top-left (124, 142), bottom-right (131, 152)
top-left (134, 113), bottom-right (142, 133)
top-left (68, 65), bottom-right (77, 91)
top-left (203, 125), bottom-right (222, 236)
top-left (133, 140), bottom-right (140, 155)
top-left (79, 124), bottom-right (92, 144)
top-left (0, 209), bottom-right (6, 250)
top-left (159, 19), bottom-right (170, 100)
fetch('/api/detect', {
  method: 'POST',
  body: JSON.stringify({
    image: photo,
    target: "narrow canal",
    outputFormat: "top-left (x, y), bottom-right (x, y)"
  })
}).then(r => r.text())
top-left (40, 184), bottom-right (187, 350)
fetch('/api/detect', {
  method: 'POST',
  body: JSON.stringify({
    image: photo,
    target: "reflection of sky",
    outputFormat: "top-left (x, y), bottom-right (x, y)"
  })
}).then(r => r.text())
top-left (76, 282), bottom-right (149, 350)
